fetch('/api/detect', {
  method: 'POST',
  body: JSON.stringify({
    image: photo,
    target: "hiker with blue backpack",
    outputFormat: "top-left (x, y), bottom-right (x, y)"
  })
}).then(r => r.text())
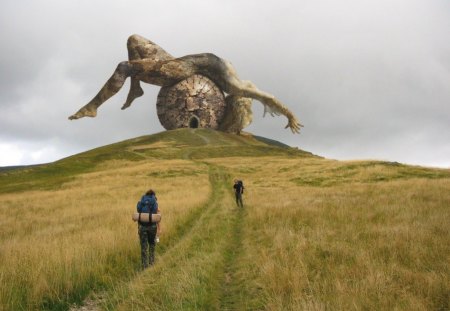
top-left (136, 189), bottom-right (161, 269)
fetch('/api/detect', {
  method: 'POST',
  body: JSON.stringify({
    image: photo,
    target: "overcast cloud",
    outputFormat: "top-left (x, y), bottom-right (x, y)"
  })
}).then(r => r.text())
top-left (1, 0), bottom-right (449, 167)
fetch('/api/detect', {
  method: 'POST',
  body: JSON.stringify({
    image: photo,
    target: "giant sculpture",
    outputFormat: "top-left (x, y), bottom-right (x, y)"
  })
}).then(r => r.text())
top-left (69, 34), bottom-right (302, 134)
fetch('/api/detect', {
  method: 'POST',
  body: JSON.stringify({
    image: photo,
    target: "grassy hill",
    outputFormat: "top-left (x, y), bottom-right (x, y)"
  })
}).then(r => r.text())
top-left (0, 128), bottom-right (449, 310)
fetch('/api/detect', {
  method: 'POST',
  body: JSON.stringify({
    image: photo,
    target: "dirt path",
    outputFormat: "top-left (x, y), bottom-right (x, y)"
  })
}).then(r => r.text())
top-left (192, 128), bottom-right (211, 144)
top-left (71, 159), bottom-right (245, 310)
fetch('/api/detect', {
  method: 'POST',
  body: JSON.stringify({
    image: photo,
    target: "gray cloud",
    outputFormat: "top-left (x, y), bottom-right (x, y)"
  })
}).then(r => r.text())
top-left (0, 0), bottom-right (449, 167)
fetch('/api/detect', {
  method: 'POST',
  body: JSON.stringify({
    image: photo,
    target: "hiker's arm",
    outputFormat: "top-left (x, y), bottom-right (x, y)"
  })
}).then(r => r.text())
top-left (157, 207), bottom-right (162, 234)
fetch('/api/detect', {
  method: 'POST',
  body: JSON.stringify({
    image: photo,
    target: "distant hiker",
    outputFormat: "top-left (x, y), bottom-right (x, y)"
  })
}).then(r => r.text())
top-left (136, 189), bottom-right (161, 269)
top-left (233, 179), bottom-right (244, 208)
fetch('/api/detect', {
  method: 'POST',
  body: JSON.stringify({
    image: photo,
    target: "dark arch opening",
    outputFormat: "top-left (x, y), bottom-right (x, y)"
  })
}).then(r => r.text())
top-left (189, 116), bottom-right (199, 128)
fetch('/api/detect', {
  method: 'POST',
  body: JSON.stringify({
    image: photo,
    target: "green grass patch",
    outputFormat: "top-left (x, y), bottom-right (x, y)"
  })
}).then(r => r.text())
top-left (291, 161), bottom-right (450, 187)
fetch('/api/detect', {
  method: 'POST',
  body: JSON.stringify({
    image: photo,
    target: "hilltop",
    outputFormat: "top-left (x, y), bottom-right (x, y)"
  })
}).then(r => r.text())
top-left (0, 129), bottom-right (449, 311)
top-left (0, 129), bottom-right (313, 194)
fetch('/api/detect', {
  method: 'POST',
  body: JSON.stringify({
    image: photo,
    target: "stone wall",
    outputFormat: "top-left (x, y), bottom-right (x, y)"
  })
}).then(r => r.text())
top-left (156, 75), bottom-right (227, 130)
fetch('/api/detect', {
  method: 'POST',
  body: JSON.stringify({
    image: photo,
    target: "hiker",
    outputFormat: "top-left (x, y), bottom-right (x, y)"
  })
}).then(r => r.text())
top-left (233, 179), bottom-right (244, 208)
top-left (136, 189), bottom-right (161, 269)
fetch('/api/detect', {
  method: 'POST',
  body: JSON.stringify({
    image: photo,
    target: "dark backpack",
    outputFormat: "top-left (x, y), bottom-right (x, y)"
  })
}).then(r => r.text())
top-left (238, 180), bottom-right (244, 194)
top-left (137, 195), bottom-right (157, 225)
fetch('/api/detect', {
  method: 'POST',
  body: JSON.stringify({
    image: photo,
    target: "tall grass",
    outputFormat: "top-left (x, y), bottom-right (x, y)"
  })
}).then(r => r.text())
top-left (208, 157), bottom-right (450, 310)
top-left (1, 129), bottom-right (449, 310)
top-left (0, 159), bottom-right (209, 310)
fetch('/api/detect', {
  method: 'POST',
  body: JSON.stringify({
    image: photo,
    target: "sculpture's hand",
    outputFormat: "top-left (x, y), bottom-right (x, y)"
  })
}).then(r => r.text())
top-left (285, 114), bottom-right (303, 134)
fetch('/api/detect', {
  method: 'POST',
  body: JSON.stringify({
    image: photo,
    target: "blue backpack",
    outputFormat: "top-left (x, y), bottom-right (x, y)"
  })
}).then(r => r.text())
top-left (137, 195), bottom-right (158, 225)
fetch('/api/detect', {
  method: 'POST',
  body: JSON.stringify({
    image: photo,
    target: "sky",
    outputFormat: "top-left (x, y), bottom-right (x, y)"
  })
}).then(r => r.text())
top-left (1, 0), bottom-right (449, 168)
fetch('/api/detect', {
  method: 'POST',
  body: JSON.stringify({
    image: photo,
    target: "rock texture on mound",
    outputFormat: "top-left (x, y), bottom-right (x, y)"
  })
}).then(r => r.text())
top-left (156, 75), bottom-right (226, 130)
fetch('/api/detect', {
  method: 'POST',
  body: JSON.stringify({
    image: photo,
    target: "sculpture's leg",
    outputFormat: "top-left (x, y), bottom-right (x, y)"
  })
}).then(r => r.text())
top-left (122, 35), bottom-right (175, 110)
top-left (219, 61), bottom-right (303, 133)
top-left (68, 62), bottom-right (131, 120)
top-left (122, 78), bottom-right (144, 110)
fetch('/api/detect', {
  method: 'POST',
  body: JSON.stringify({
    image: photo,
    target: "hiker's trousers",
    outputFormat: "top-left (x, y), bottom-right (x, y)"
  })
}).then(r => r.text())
top-left (138, 224), bottom-right (157, 269)
top-left (235, 192), bottom-right (244, 208)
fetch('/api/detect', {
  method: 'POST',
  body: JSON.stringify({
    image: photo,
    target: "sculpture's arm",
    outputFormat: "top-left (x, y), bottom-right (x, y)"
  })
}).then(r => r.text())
top-left (259, 93), bottom-right (303, 133)
top-left (225, 78), bottom-right (303, 133)
top-left (199, 56), bottom-right (303, 133)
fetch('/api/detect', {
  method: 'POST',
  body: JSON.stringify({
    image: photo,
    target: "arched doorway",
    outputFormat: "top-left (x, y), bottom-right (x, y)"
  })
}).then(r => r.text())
top-left (189, 116), bottom-right (199, 128)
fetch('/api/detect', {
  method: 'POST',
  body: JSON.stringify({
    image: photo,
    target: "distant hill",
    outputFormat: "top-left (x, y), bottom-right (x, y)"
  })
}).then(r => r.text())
top-left (0, 129), bottom-right (314, 194)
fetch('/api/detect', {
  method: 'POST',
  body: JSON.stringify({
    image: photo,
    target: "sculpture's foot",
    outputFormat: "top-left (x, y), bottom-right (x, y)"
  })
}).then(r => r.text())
top-left (68, 107), bottom-right (97, 120)
top-left (121, 86), bottom-right (144, 110)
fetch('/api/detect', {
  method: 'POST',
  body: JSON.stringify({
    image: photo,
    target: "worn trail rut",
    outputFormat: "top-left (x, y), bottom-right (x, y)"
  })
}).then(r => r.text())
top-left (72, 134), bottom-right (245, 310)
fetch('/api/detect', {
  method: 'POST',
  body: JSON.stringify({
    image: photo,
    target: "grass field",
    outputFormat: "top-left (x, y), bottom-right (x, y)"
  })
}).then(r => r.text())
top-left (0, 129), bottom-right (449, 310)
